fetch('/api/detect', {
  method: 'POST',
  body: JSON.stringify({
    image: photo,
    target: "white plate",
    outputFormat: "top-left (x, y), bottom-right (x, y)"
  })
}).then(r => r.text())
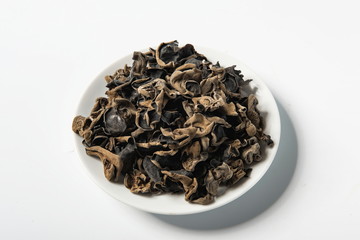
top-left (74, 46), bottom-right (281, 215)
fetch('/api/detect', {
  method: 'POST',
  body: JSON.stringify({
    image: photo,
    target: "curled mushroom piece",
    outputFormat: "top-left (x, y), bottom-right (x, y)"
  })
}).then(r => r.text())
top-left (85, 146), bottom-right (123, 182)
top-left (72, 115), bottom-right (85, 135)
top-left (242, 137), bottom-right (262, 165)
top-left (124, 169), bottom-right (153, 194)
top-left (131, 52), bottom-right (147, 76)
top-left (72, 41), bottom-right (273, 205)
top-left (182, 141), bottom-right (208, 171)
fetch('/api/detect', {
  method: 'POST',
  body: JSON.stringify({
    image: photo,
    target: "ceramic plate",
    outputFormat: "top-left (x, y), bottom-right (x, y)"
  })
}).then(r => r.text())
top-left (74, 46), bottom-right (280, 215)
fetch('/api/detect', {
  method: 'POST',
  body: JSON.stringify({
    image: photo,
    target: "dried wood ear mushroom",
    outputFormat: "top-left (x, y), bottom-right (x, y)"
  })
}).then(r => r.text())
top-left (72, 41), bottom-right (273, 205)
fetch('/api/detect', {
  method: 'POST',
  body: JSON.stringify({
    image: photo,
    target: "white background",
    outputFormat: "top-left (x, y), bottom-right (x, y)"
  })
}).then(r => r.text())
top-left (1, 0), bottom-right (359, 239)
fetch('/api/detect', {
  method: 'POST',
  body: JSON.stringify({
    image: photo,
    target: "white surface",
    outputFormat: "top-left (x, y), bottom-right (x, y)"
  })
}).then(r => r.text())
top-left (74, 47), bottom-right (280, 215)
top-left (0, 0), bottom-right (359, 239)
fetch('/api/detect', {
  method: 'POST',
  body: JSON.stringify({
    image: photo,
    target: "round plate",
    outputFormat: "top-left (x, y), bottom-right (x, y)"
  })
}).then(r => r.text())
top-left (74, 46), bottom-right (281, 215)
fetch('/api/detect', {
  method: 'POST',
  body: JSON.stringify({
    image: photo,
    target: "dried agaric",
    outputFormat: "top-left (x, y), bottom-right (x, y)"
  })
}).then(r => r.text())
top-left (73, 41), bottom-right (273, 204)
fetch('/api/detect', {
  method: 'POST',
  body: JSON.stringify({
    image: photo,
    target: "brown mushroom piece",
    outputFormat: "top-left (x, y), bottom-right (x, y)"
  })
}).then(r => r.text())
top-left (85, 146), bottom-right (123, 182)
top-left (203, 162), bottom-right (233, 198)
top-left (156, 41), bottom-right (179, 67)
top-left (161, 170), bottom-right (193, 191)
top-left (182, 141), bottom-right (209, 171)
top-left (162, 170), bottom-right (214, 204)
top-left (222, 65), bottom-right (245, 93)
top-left (131, 51), bottom-right (147, 76)
top-left (105, 65), bottom-right (131, 89)
top-left (124, 169), bottom-right (153, 194)
top-left (212, 162), bottom-right (233, 182)
top-left (246, 94), bottom-right (261, 128)
top-left (242, 137), bottom-right (262, 165)
top-left (151, 152), bottom-right (183, 170)
top-left (72, 115), bottom-right (86, 135)
top-left (205, 170), bottom-right (219, 196)
top-left (76, 98), bottom-right (109, 145)
top-left (114, 140), bottom-right (137, 174)
top-left (160, 110), bottom-right (183, 126)
top-left (160, 127), bottom-right (197, 149)
top-left (226, 159), bottom-right (246, 185)
top-left (222, 139), bottom-right (242, 160)
top-left (104, 99), bottom-right (136, 136)
top-left (186, 178), bottom-right (214, 205)
top-left (169, 69), bottom-right (202, 98)
top-left (142, 156), bottom-right (162, 183)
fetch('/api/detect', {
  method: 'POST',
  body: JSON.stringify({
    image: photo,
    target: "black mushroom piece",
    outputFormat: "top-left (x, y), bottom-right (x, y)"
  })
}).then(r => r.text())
top-left (104, 107), bottom-right (127, 135)
top-left (72, 41), bottom-right (273, 205)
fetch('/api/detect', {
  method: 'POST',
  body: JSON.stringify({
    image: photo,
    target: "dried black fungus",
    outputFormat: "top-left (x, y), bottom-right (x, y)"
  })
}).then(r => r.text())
top-left (142, 156), bottom-right (162, 183)
top-left (72, 41), bottom-right (273, 205)
top-left (104, 108), bottom-right (127, 136)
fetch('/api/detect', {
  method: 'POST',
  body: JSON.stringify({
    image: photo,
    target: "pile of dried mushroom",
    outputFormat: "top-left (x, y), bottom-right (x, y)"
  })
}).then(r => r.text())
top-left (72, 41), bottom-right (273, 204)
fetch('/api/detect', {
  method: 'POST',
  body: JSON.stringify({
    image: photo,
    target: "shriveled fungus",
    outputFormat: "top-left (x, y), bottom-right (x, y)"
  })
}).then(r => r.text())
top-left (72, 41), bottom-right (273, 204)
